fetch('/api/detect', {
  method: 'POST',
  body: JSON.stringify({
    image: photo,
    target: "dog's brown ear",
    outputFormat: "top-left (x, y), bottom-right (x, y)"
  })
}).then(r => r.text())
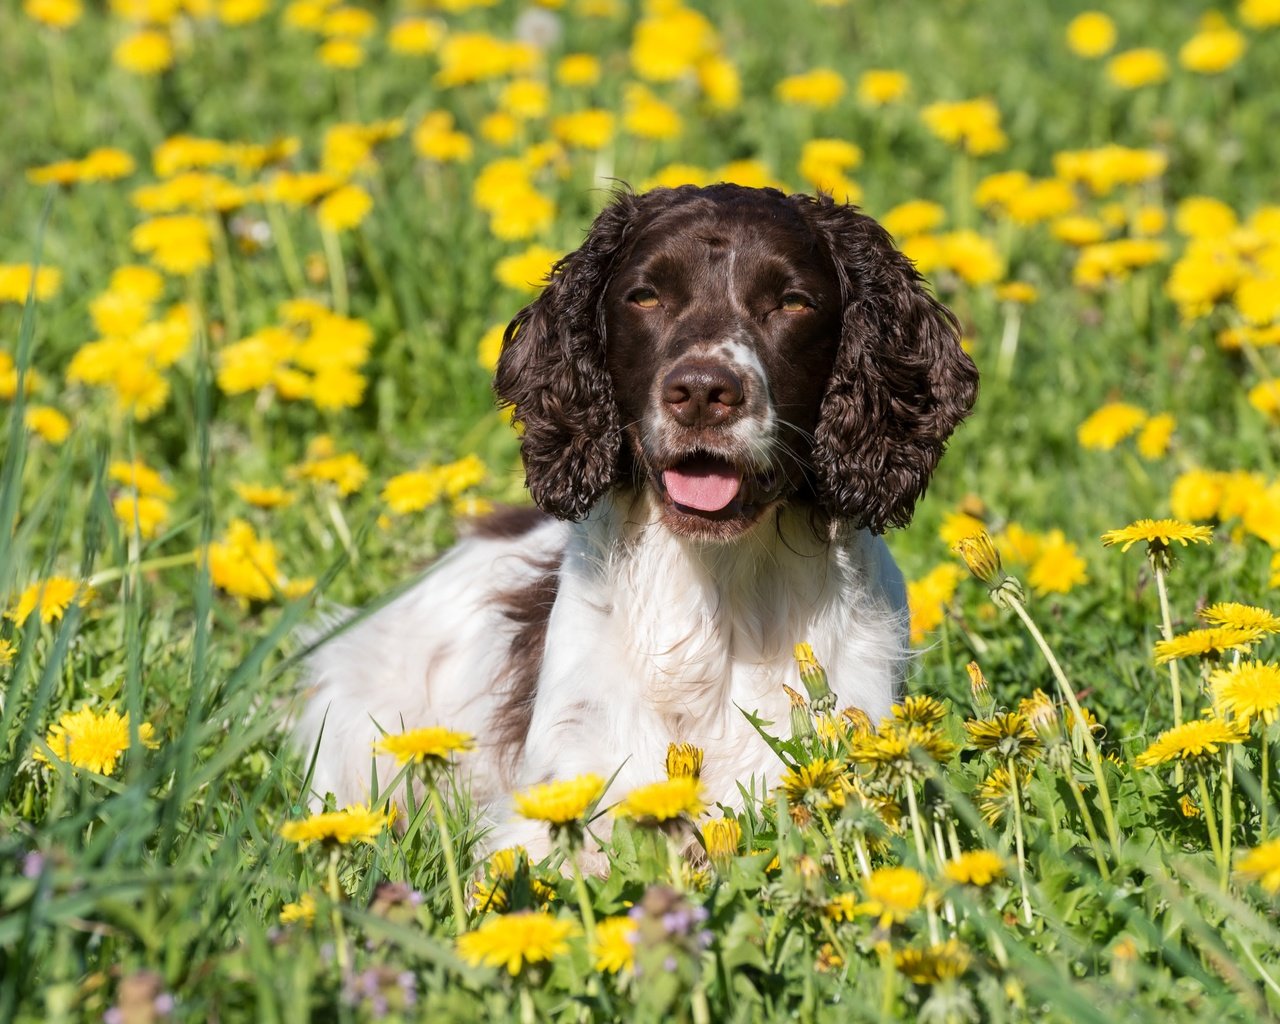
top-left (494, 194), bottom-right (640, 521)
top-left (797, 194), bottom-right (979, 533)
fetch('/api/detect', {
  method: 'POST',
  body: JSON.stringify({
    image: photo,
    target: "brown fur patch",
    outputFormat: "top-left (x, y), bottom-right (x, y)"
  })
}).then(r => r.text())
top-left (490, 554), bottom-right (562, 780)
top-left (463, 505), bottom-right (549, 541)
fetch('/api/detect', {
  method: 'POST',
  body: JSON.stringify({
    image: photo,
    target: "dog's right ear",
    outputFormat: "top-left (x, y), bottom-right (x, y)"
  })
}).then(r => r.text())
top-left (494, 194), bottom-right (640, 521)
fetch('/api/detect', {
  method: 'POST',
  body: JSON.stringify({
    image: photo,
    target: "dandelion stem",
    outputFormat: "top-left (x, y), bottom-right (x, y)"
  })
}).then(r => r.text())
top-left (1007, 595), bottom-right (1120, 850)
top-left (1194, 764), bottom-right (1224, 871)
top-left (326, 848), bottom-right (349, 972)
top-left (851, 834), bottom-right (872, 879)
top-left (1064, 772), bottom-right (1111, 880)
top-left (1007, 757), bottom-right (1033, 925)
top-left (1153, 566), bottom-right (1185, 787)
top-left (996, 303), bottom-right (1021, 383)
top-left (208, 213), bottom-right (241, 343)
top-left (565, 843), bottom-right (597, 946)
top-left (1221, 745), bottom-right (1235, 892)
top-left (265, 201), bottom-right (306, 296)
top-left (1261, 730), bottom-right (1270, 839)
top-left (322, 226), bottom-right (349, 316)
top-left (902, 783), bottom-right (931, 869)
top-left (816, 807), bottom-right (852, 883)
top-left (89, 550), bottom-right (200, 588)
top-left (426, 776), bottom-right (469, 934)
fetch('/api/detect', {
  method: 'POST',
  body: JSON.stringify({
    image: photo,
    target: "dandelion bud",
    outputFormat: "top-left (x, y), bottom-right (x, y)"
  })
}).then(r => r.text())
top-left (665, 742), bottom-right (704, 780)
top-left (794, 641), bottom-right (835, 713)
top-left (966, 661), bottom-right (995, 719)
top-left (701, 817), bottom-right (742, 867)
top-left (783, 683), bottom-right (815, 741)
top-left (956, 531), bottom-right (1003, 585)
top-left (842, 706), bottom-right (874, 736)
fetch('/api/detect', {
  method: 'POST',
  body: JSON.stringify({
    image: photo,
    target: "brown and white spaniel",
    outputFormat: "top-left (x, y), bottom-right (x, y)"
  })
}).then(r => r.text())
top-left (296, 184), bottom-right (978, 854)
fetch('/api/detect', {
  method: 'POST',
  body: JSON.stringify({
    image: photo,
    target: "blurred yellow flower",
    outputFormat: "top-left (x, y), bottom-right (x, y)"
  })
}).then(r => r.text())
top-left (1175, 196), bottom-right (1238, 237)
top-left (623, 84), bottom-right (682, 140)
top-left (1028, 531), bottom-right (1087, 595)
top-left (375, 726), bottom-right (474, 765)
top-left (881, 200), bottom-right (945, 240)
top-left (217, 0), bottom-right (268, 24)
top-left (776, 68), bottom-right (846, 108)
top-left (478, 322), bottom-right (505, 371)
top-left (856, 69), bottom-right (909, 105)
top-left (495, 245), bottom-right (561, 292)
top-left (316, 184), bottom-right (372, 232)
top-left (207, 518), bottom-right (285, 602)
top-left (1077, 402), bottom-right (1147, 449)
top-left (1136, 412), bottom-right (1175, 459)
top-left (630, 4), bottom-right (717, 82)
top-left (1065, 11), bottom-right (1116, 58)
top-left (614, 776), bottom-right (706, 823)
top-left (131, 215), bottom-right (213, 275)
top-left (943, 849), bottom-right (1005, 886)
top-left (0, 265), bottom-right (62, 304)
top-left (906, 563), bottom-right (964, 644)
top-left (513, 773), bottom-right (606, 825)
top-left (1106, 48), bottom-right (1169, 89)
top-left (921, 98), bottom-right (1006, 155)
top-left (551, 109), bottom-right (615, 150)
top-left (113, 30), bottom-right (174, 75)
top-left (388, 16), bottom-right (445, 55)
top-left (280, 804), bottom-right (393, 848)
top-left (8, 577), bottom-right (94, 624)
top-left (556, 53), bottom-right (601, 87)
top-left (591, 916), bottom-right (637, 974)
top-left (1054, 145), bottom-right (1167, 196)
top-left (24, 405), bottom-right (71, 444)
top-left (318, 38), bottom-right (364, 68)
top-left (456, 911), bottom-right (578, 975)
top-left (1241, 0), bottom-right (1280, 28)
top-left (279, 892), bottom-right (316, 927)
top-left (113, 494), bottom-right (171, 540)
top-left (435, 32), bottom-right (536, 87)
top-left (860, 866), bottom-right (929, 925)
top-left (233, 482), bottom-right (294, 509)
top-left (24, 0), bottom-right (83, 29)
top-left (697, 54), bottom-right (741, 110)
top-left (1179, 23), bottom-right (1245, 74)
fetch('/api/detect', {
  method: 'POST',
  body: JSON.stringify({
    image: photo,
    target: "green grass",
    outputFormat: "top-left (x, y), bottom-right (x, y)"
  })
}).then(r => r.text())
top-left (3, 0), bottom-right (1280, 1020)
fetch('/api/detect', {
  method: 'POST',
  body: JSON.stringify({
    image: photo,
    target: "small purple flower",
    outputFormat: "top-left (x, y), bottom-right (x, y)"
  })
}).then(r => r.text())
top-left (21, 852), bottom-right (44, 879)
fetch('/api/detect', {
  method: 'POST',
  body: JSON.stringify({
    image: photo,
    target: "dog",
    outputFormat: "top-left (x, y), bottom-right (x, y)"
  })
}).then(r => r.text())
top-left (295, 183), bottom-right (978, 855)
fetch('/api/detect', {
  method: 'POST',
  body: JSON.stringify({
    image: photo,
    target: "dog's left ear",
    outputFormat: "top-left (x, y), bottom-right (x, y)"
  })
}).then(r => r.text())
top-left (798, 195), bottom-right (979, 534)
top-left (494, 193), bottom-right (640, 520)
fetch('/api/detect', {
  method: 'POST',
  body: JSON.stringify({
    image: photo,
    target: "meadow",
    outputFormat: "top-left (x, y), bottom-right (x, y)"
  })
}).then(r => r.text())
top-left (4, 0), bottom-right (1280, 1020)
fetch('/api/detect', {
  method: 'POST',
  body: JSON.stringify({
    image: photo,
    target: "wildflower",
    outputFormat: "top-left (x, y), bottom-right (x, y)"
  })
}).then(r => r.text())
top-left (665, 743), bottom-right (703, 780)
top-left (233, 482), bottom-right (294, 509)
top-left (473, 847), bottom-right (558, 913)
top-left (1066, 11), bottom-right (1116, 58)
top-left (701, 817), bottom-right (741, 864)
top-left (24, 0), bottom-right (83, 29)
top-left (614, 776), bottom-right (706, 825)
top-left (849, 722), bottom-right (957, 786)
top-left (775, 68), bottom-right (846, 108)
top-left (881, 199), bottom-right (945, 240)
top-left (113, 494), bottom-right (171, 540)
top-left (1106, 48), bottom-right (1169, 89)
top-left (1236, 838), bottom-right (1280, 893)
top-left (1078, 403), bottom-right (1147, 450)
top-left (318, 38), bottom-right (364, 68)
top-left (8, 578), bottom-right (93, 625)
top-left (857, 69), bottom-right (909, 105)
top-left (1137, 414), bottom-right (1176, 459)
top-left (0, 264), bottom-right (62, 304)
top-left (1024, 532), bottom-right (1085, 596)
top-left (456, 911), bottom-right (578, 975)
top-left (131, 215), bottom-right (213, 275)
top-left (996, 281), bottom-right (1039, 305)
top-left (1052, 215), bottom-right (1108, 246)
top-left (513, 774), bottom-right (605, 827)
top-left (976, 764), bottom-right (1027, 825)
top-left (1241, 0), bottom-right (1280, 28)
top-left (592, 916), bottom-right (637, 973)
top-left (895, 939), bottom-right (972, 984)
top-left (316, 184), bottom-right (372, 233)
top-left (629, 4), bottom-right (717, 82)
top-left (279, 892), bottom-right (317, 926)
top-left (697, 54), bottom-right (741, 110)
top-left (1153, 627), bottom-right (1262, 664)
top-left (859, 866), bottom-right (929, 926)
top-left (291, 438), bottom-right (369, 495)
top-left (1179, 23), bottom-right (1245, 74)
top-left (114, 30), bottom-right (174, 75)
top-left (893, 696), bottom-right (947, 727)
top-left (921, 98), bottom-right (1007, 155)
top-left (1135, 717), bottom-right (1249, 767)
top-left (943, 849), bottom-right (1005, 886)
top-left (550, 110), bottom-right (615, 150)
top-left (279, 804), bottom-right (393, 848)
top-left (793, 641), bottom-right (834, 711)
top-left (495, 245), bottom-right (561, 292)
top-left (778, 758), bottom-right (847, 817)
top-left (906, 563), bottom-right (964, 644)
top-left (965, 712), bottom-right (1041, 763)
top-left (0, 639), bottom-right (15, 667)
top-left (35, 704), bottom-right (159, 775)
top-left (1209, 661), bottom-right (1280, 727)
top-left (24, 406), bottom-right (71, 445)
top-left (375, 726), bottom-right (474, 766)
top-left (556, 53), bottom-right (601, 87)
top-left (955, 530), bottom-right (1004, 586)
top-left (1201, 603), bottom-right (1280, 634)
top-left (206, 518), bottom-right (285, 602)
top-left (966, 661), bottom-right (995, 719)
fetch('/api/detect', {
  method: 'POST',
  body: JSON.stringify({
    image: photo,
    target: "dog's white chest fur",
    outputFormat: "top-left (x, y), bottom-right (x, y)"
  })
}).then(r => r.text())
top-left (296, 492), bottom-right (907, 851)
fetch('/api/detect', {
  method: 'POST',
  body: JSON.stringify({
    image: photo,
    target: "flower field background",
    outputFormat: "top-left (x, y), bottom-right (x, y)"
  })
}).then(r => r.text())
top-left (5, 0), bottom-right (1280, 1020)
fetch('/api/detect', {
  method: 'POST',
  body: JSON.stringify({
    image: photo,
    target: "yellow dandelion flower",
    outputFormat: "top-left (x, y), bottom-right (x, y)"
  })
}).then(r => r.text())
top-left (513, 774), bottom-right (605, 825)
top-left (456, 911), bottom-right (578, 975)
top-left (388, 16), bottom-right (445, 56)
top-left (131, 215), bottom-right (213, 275)
top-left (113, 494), bottom-right (171, 540)
top-left (860, 866), bottom-right (929, 925)
top-left (1078, 402), bottom-right (1147, 449)
top-left (778, 758), bottom-right (847, 812)
top-left (318, 38), bottom-right (364, 68)
top-left (34, 705), bottom-right (158, 775)
top-left (279, 892), bottom-right (317, 926)
top-left (0, 639), bottom-right (15, 667)
top-left (109, 459), bottom-right (175, 501)
top-left (24, 405), bottom-right (71, 445)
top-left (206, 518), bottom-right (284, 602)
top-left (1066, 12), bottom-right (1116, 58)
top-left (0, 264), bottom-right (62, 304)
top-left (906, 563), bottom-right (965, 644)
top-left (1241, 0), bottom-right (1280, 28)
top-left (24, 0), bottom-right (84, 30)
top-left (776, 68), bottom-right (846, 108)
top-left (976, 764), bottom-right (1027, 825)
top-left (1135, 717), bottom-right (1249, 767)
top-left (114, 29), bottom-right (174, 75)
top-left (614, 776), bottom-right (706, 824)
top-left (921, 98), bottom-right (1006, 155)
top-left (894, 939), bottom-right (972, 985)
top-left (556, 53), bottom-right (601, 87)
top-left (964, 712), bottom-right (1041, 762)
top-left (1101, 518), bottom-right (1213, 553)
top-left (701, 817), bottom-right (742, 863)
top-left (233, 482), bottom-right (294, 509)
top-left (856, 68), bottom-right (909, 106)
top-left (375, 726), bottom-right (474, 765)
top-left (1209, 661), bottom-right (1280, 727)
top-left (1179, 24), bottom-right (1245, 75)
top-left (280, 804), bottom-right (393, 848)
top-left (1106, 48), bottom-right (1169, 89)
top-left (495, 245), bottom-right (561, 293)
top-left (1202, 603), bottom-right (1280, 634)
top-left (591, 916), bottom-right (637, 974)
top-left (1137, 413), bottom-right (1176, 459)
top-left (943, 849), bottom-right (1005, 886)
top-left (892, 695), bottom-right (947, 727)
top-left (550, 109), bottom-right (615, 150)
top-left (665, 742), bottom-right (704, 780)
top-left (1153, 627), bottom-right (1262, 664)
top-left (995, 281), bottom-right (1039, 305)
top-left (316, 184), bottom-right (372, 233)
top-left (1236, 838), bottom-right (1280, 894)
top-left (881, 199), bottom-right (945, 240)
top-left (8, 577), bottom-right (93, 625)
top-left (1028, 532), bottom-right (1087, 596)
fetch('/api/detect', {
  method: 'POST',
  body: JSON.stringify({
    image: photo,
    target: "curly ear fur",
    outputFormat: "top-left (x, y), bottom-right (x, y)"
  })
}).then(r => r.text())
top-left (797, 194), bottom-right (979, 534)
top-left (494, 194), bottom-right (641, 520)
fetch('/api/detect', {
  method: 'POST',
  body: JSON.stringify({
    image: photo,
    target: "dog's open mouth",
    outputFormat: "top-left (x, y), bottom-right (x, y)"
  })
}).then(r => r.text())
top-left (654, 453), bottom-right (782, 534)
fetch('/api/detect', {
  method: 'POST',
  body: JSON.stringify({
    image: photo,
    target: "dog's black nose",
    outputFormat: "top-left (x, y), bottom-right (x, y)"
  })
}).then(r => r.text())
top-left (662, 362), bottom-right (745, 427)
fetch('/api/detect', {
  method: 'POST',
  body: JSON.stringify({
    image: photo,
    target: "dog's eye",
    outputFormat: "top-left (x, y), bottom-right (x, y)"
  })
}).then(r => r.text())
top-left (629, 288), bottom-right (660, 309)
top-left (780, 294), bottom-right (811, 312)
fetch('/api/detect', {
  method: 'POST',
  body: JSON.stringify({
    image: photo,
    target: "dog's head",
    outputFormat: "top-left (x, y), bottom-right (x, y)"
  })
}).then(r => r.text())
top-left (494, 184), bottom-right (978, 540)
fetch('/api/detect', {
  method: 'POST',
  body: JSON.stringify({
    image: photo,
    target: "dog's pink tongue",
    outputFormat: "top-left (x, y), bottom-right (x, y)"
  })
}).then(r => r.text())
top-left (663, 461), bottom-right (741, 512)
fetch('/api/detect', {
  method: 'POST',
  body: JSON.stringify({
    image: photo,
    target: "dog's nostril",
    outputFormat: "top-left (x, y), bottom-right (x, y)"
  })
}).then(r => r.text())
top-left (661, 363), bottom-right (745, 425)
